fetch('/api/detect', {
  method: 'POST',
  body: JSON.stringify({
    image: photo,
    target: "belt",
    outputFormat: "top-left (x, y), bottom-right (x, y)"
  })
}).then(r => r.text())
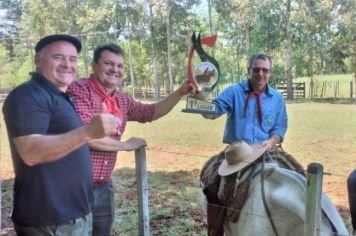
top-left (93, 181), bottom-right (108, 186)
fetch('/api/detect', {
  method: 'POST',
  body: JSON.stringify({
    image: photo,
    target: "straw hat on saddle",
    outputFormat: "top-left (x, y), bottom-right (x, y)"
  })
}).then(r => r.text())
top-left (218, 140), bottom-right (268, 176)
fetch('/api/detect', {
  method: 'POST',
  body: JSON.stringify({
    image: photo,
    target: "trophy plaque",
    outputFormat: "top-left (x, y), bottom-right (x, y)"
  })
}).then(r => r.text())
top-left (182, 32), bottom-right (220, 114)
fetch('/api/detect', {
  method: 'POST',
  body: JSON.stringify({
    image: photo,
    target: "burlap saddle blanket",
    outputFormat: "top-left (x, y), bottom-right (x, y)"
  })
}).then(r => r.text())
top-left (200, 146), bottom-right (305, 234)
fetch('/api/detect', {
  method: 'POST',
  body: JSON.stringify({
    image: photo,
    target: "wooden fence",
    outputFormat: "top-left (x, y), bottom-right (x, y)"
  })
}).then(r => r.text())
top-left (3, 79), bottom-right (356, 102)
top-left (122, 87), bottom-right (167, 99)
top-left (276, 82), bottom-right (306, 99)
top-left (276, 80), bottom-right (356, 99)
top-left (0, 89), bottom-right (11, 102)
top-left (0, 94), bottom-right (8, 102)
top-left (132, 83), bottom-right (307, 100)
top-left (133, 90), bottom-right (166, 99)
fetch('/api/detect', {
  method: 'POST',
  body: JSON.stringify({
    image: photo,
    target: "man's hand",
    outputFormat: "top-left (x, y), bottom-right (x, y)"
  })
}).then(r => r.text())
top-left (85, 103), bottom-right (118, 139)
top-left (121, 137), bottom-right (147, 151)
top-left (201, 113), bottom-right (216, 119)
top-left (259, 139), bottom-right (273, 149)
top-left (259, 134), bottom-right (281, 149)
top-left (177, 80), bottom-right (197, 96)
top-left (153, 80), bottom-right (197, 120)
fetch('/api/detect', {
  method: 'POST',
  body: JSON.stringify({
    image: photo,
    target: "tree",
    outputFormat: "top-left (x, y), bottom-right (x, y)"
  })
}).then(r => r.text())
top-left (165, 0), bottom-right (174, 94)
top-left (0, 0), bottom-right (22, 56)
top-left (0, 0), bottom-right (353, 95)
top-left (148, 2), bottom-right (161, 99)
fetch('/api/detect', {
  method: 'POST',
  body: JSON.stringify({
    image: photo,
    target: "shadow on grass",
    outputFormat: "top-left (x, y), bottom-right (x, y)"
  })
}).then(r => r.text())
top-left (1, 168), bottom-right (208, 236)
top-left (112, 167), bottom-right (207, 236)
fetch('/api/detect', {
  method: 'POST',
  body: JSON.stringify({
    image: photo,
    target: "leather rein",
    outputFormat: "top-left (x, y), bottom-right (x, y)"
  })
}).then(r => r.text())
top-left (261, 152), bottom-right (279, 236)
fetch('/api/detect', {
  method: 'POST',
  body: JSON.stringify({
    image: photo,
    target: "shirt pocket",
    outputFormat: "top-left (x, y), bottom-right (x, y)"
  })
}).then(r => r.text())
top-left (262, 111), bottom-right (275, 130)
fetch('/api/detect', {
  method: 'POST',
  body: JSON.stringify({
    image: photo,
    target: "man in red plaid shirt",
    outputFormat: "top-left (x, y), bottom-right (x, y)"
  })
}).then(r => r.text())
top-left (67, 43), bottom-right (194, 236)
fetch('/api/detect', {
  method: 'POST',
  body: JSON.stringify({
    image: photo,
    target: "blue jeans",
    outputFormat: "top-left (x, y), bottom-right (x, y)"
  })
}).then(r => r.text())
top-left (92, 180), bottom-right (115, 236)
top-left (14, 213), bottom-right (92, 236)
top-left (348, 169), bottom-right (356, 231)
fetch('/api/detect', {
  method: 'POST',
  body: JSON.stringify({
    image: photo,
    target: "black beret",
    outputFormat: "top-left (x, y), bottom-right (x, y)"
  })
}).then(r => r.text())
top-left (35, 34), bottom-right (82, 53)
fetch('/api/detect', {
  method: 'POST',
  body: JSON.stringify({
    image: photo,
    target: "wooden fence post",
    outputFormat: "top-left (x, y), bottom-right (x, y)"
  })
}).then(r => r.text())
top-left (310, 80), bottom-right (316, 99)
top-left (135, 146), bottom-right (150, 236)
top-left (321, 81), bottom-right (325, 99)
top-left (305, 163), bottom-right (323, 236)
top-left (350, 81), bottom-right (353, 98)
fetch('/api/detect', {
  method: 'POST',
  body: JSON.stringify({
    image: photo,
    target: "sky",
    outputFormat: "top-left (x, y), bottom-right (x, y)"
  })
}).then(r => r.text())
top-left (191, 0), bottom-right (209, 19)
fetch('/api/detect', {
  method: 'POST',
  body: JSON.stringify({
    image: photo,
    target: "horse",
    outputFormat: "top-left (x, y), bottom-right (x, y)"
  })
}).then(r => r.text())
top-left (200, 147), bottom-right (349, 236)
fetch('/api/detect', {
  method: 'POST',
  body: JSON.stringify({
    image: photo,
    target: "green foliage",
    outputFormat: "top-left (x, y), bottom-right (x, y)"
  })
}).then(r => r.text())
top-left (152, 209), bottom-right (171, 218)
top-left (0, 43), bottom-right (7, 60)
top-left (1, 55), bottom-right (33, 88)
top-left (0, 0), bottom-right (353, 92)
top-left (269, 63), bottom-right (286, 87)
top-left (250, 0), bottom-right (285, 52)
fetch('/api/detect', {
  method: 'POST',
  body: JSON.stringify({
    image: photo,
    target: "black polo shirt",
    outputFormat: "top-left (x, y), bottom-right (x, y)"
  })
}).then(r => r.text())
top-left (2, 72), bottom-right (93, 226)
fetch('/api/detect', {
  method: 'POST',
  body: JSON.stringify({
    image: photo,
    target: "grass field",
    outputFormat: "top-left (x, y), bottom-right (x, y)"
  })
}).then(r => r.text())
top-left (1, 97), bottom-right (356, 235)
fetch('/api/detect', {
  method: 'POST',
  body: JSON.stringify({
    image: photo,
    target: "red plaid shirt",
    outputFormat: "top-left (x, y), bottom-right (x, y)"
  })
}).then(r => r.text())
top-left (67, 77), bottom-right (155, 183)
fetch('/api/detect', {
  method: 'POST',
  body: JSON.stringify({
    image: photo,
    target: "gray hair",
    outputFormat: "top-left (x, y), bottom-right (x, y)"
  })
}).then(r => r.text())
top-left (247, 53), bottom-right (272, 69)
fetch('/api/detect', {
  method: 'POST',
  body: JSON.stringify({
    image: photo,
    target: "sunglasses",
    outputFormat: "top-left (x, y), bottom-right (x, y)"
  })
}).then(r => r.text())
top-left (251, 67), bottom-right (270, 74)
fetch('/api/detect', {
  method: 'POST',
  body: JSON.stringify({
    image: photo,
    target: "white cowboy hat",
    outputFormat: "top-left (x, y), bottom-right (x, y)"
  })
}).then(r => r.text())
top-left (218, 140), bottom-right (268, 176)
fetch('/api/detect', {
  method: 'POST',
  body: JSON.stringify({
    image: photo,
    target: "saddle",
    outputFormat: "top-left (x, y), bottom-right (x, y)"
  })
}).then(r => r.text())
top-left (200, 146), bottom-right (304, 236)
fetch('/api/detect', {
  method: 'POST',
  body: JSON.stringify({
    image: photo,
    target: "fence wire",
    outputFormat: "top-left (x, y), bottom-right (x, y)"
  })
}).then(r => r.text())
top-left (144, 146), bottom-right (352, 235)
top-left (0, 145), bottom-right (353, 235)
top-left (146, 147), bottom-right (353, 180)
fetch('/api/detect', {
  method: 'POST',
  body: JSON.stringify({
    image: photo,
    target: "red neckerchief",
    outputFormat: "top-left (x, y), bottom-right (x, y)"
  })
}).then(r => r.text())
top-left (88, 75), bottom-right (124, 134)
top-left (244, 80), bottom-right (266, 124)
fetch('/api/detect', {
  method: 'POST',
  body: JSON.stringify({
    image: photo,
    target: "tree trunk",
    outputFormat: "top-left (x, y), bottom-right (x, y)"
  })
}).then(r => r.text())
top-left (166, 0), bottom-right (174, 94)
top-left (207, 0), bottom-right (215, 57)
top-left (286, 0), bottom-right (293, 99)
top-left (208, 0), bottom-right (213, 35)
top-left (153, 57), bottom-right (160, 99)
top-left (354, 37), bottom-right (356, 99)
top-left (245, 24), bottom-right (251, 54)
top-left (127, 18), bottom-right (135, 99)
top-left (149, 4), bottom-right (161, 100)
top-left (79, 35), bottom-right (89, 76)
top-left (27, 39), bottom-right (35, 71)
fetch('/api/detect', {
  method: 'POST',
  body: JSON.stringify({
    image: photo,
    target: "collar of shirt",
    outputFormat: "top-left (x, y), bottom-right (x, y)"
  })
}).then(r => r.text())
top-left (31, 72), bottom-right (64, 95)
top-left (31, 72), bottom-right (74, 106)
top-left (242, 79), bottom-right (273, 97)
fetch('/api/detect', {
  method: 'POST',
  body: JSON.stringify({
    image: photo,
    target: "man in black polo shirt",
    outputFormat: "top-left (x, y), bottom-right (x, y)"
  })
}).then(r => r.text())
top-left (2, 34), bottom-right (118, 235)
